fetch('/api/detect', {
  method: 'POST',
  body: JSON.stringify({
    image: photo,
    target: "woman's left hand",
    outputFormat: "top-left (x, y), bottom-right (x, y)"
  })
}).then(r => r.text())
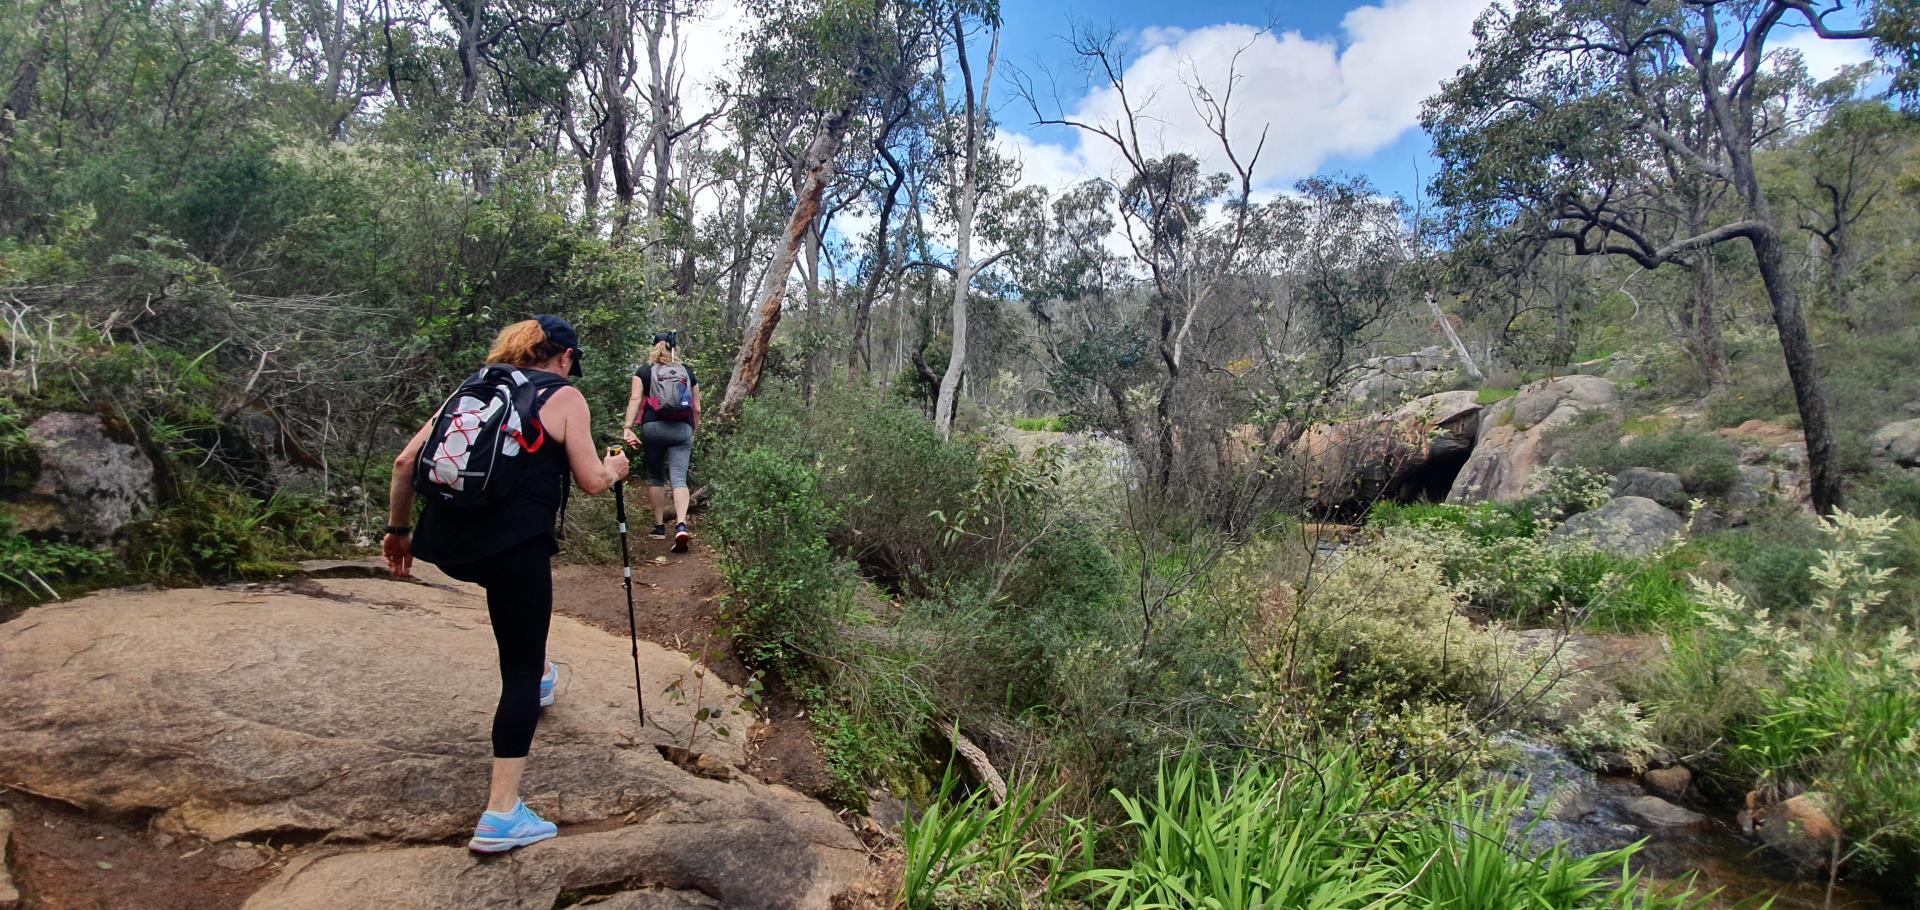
top-left (383, 532), bottom-right (413, 578)
top-left (622, 426), bottom-right (640, 447)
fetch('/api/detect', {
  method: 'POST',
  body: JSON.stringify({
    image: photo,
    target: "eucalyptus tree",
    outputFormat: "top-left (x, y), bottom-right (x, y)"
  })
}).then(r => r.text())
top-left (1021, 27), bottom-right (1274, 486)
top-left (929, 0), bottom-right (1003, 439)
top-left (1777, 68), bottom-right (1910, 317)
top-left (716, 0), bottom-right (938, 422)
top-left (1422, 0), bottom-right (1918, 514)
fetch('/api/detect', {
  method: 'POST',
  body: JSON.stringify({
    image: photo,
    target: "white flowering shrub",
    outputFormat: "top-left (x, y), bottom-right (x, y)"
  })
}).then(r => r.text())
top-left (1688, 511), bottom-right (1920, 875)
top-left (1560, 699), bottom-right (1661, 772)
top-left (1524, 465), bottom-right (1614, 520)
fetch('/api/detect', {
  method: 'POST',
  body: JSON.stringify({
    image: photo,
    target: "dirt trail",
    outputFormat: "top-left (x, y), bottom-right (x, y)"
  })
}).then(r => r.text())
top-left (551, 541), bottom-right (834, 801)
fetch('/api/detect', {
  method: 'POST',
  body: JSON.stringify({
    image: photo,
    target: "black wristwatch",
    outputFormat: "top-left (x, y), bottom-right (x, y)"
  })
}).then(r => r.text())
top-left (384, 525), bottom-right (412, 536)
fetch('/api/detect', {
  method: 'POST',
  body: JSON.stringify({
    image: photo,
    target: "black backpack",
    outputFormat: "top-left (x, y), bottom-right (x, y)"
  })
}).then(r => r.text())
top-left (413, 365), bottom-right (568, 510)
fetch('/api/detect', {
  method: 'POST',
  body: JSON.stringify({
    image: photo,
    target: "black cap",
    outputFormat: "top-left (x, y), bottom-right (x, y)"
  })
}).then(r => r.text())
top-left (652, 331), bottom-right (677, 349)
top-left (535, 314), bottom-right (584, 377)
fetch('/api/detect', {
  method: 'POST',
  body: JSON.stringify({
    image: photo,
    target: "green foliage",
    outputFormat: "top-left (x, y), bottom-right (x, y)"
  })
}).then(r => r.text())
top-left (1476, 386), bottom-right (1519, 405)
top-left (123, 484), bottom-right (345, 581)
top-left (0, 517), bottom-right (117, 603)
top-left (1366, 503), bottom-right (1695, 629)
top-left (1012, 416), bottom-right (1064, 432)
top-left (1687, 516), bottom-right (1826, 615)
top-left (1666, 513), bottom-right (1920, 880)
top-left (1559, 422), bottom-right (1744, 499)
top-left (706, 446), bottom-right (850, 671)
top-left (900, 774), bottom-right (1066, 910)
top-left (1063, 751), bottom-right (1694, 910)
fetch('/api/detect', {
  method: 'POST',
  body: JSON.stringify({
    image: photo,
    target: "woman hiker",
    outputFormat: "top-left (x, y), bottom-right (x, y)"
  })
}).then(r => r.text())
top-left (622, 331), bottom-right (699, 553)
top-left (382, 315), bottom-right (630, 853)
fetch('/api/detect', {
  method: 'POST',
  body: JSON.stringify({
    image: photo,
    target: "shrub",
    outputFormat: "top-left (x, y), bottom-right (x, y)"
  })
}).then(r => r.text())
top-left (1368, 514), bottom-right (1693, 628)
top-left (1587, 429), bottom-right (1743, 498)
top-left (1522, 465), bottom-right (1614, 520)
top-left (706, 447), bottom-right (852, 670)
top-left (1686, 516), bottom-right (1825, 615)
top-left (1366, 499), bottom-right (1540, 543)
top-left (1685, 512), bottom-right (1920, 880)
top-left (122, 483), bottom-right (344, 581)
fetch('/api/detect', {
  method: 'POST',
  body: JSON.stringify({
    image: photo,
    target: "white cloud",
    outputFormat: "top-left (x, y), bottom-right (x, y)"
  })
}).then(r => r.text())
top-left (997, 0), bottom-right (1489, 194)
top-left (1777, 27), bottom-right (1876, 83)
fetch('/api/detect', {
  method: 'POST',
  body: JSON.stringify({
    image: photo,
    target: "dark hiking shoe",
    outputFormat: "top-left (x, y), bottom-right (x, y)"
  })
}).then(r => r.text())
top-left (648, 524), bottom-right (667, 540)
top-left (672, 523), bottom-right (691, 553)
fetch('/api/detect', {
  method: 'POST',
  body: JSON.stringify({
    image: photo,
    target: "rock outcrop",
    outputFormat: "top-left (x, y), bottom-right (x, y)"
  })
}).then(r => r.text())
top-left (0, 566), bottom-right (867, 909)
top-left (1869, 418), bottom-right (1920, 471)
top-left (1299, 390), bottom-right (1482, 510)
top-left (1344, 347), bottom-right (1458, 403)
top-left (8, 412), bottom-right (155, 540)
top-left (1718, 420), bottom-right (1812, 512)
top-left (1448, 376), bottom-right (1619, 503)
top-left (1551, 496), bottom-right (1683, 557)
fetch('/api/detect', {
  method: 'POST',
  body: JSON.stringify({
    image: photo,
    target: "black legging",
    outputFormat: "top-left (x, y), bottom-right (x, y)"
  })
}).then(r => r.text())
top-left (440, 537), bottom-right (553, 759)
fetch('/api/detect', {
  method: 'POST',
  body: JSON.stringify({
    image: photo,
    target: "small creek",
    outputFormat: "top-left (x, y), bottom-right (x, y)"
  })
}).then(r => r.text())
top-left (1496, 736), bottom-right (1887, 908)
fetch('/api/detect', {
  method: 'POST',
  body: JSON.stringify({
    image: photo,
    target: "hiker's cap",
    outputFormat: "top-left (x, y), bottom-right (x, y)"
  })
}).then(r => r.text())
top-left (536, 314), bottom-right (584, 377)
top-left (652, 331), bottom-right (677, 349)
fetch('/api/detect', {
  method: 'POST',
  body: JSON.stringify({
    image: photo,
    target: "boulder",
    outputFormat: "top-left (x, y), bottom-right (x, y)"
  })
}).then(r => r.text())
top-left (1621, 795), bottom-right (1710, 830)
top-left (1869, 418), bottom-right (1920, 470)
top-left (1299, 390), bottom-right (1482, 510)
top-left (1742, 792), bottom-right (1840, 871)
top-left (1550, 496), bottom-right (1683, 557)
top-left (1611, 467), bottom-right (1686, 509)
top-left (0, 567), bottom-right (866, 908)
top-left (12, 412), bottom-right (155, 541)
top-left (1448, 376), bottom-right (1619, 504)
top-left (1642, 766), bottom-right (1692, 801)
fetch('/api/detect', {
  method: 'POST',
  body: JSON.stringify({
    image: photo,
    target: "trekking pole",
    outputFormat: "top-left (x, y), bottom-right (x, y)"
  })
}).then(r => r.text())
top-left (608, 445), bottom-right (646, 727)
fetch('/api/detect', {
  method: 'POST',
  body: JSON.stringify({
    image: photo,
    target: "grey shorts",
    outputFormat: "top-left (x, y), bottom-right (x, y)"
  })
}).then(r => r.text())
top-left (639, 419), bottom-right (693, 490)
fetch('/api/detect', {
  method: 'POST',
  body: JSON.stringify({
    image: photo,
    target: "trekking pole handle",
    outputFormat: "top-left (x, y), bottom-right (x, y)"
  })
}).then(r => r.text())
top-left (608, 446), bottom-right (628, 524)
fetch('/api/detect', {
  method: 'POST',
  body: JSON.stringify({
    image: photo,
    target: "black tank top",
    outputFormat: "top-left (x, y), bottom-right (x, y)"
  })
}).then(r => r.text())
top-left (412, 376), bottom-right (572, 567)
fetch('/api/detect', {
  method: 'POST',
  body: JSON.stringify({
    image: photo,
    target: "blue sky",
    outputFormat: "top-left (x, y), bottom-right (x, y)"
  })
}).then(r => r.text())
top-left (994, 0), bottom-right (1433, 198)
top-left (973, 0), bottom-right (1489, 204)
top-left (680, 0), bottom-right (1879, 212)
top-left (975, 0), bottom-right (1878, 204)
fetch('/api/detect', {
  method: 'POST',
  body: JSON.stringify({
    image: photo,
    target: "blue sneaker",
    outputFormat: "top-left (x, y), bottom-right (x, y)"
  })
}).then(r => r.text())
top-left (538, 661), bottom-right (557, 708)
top-left (467, 800), bottom-right (557, 853)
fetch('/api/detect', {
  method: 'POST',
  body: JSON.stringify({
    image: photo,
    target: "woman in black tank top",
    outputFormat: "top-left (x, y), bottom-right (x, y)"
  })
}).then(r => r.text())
top-left (381, 315), bottom-right (631, 853)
